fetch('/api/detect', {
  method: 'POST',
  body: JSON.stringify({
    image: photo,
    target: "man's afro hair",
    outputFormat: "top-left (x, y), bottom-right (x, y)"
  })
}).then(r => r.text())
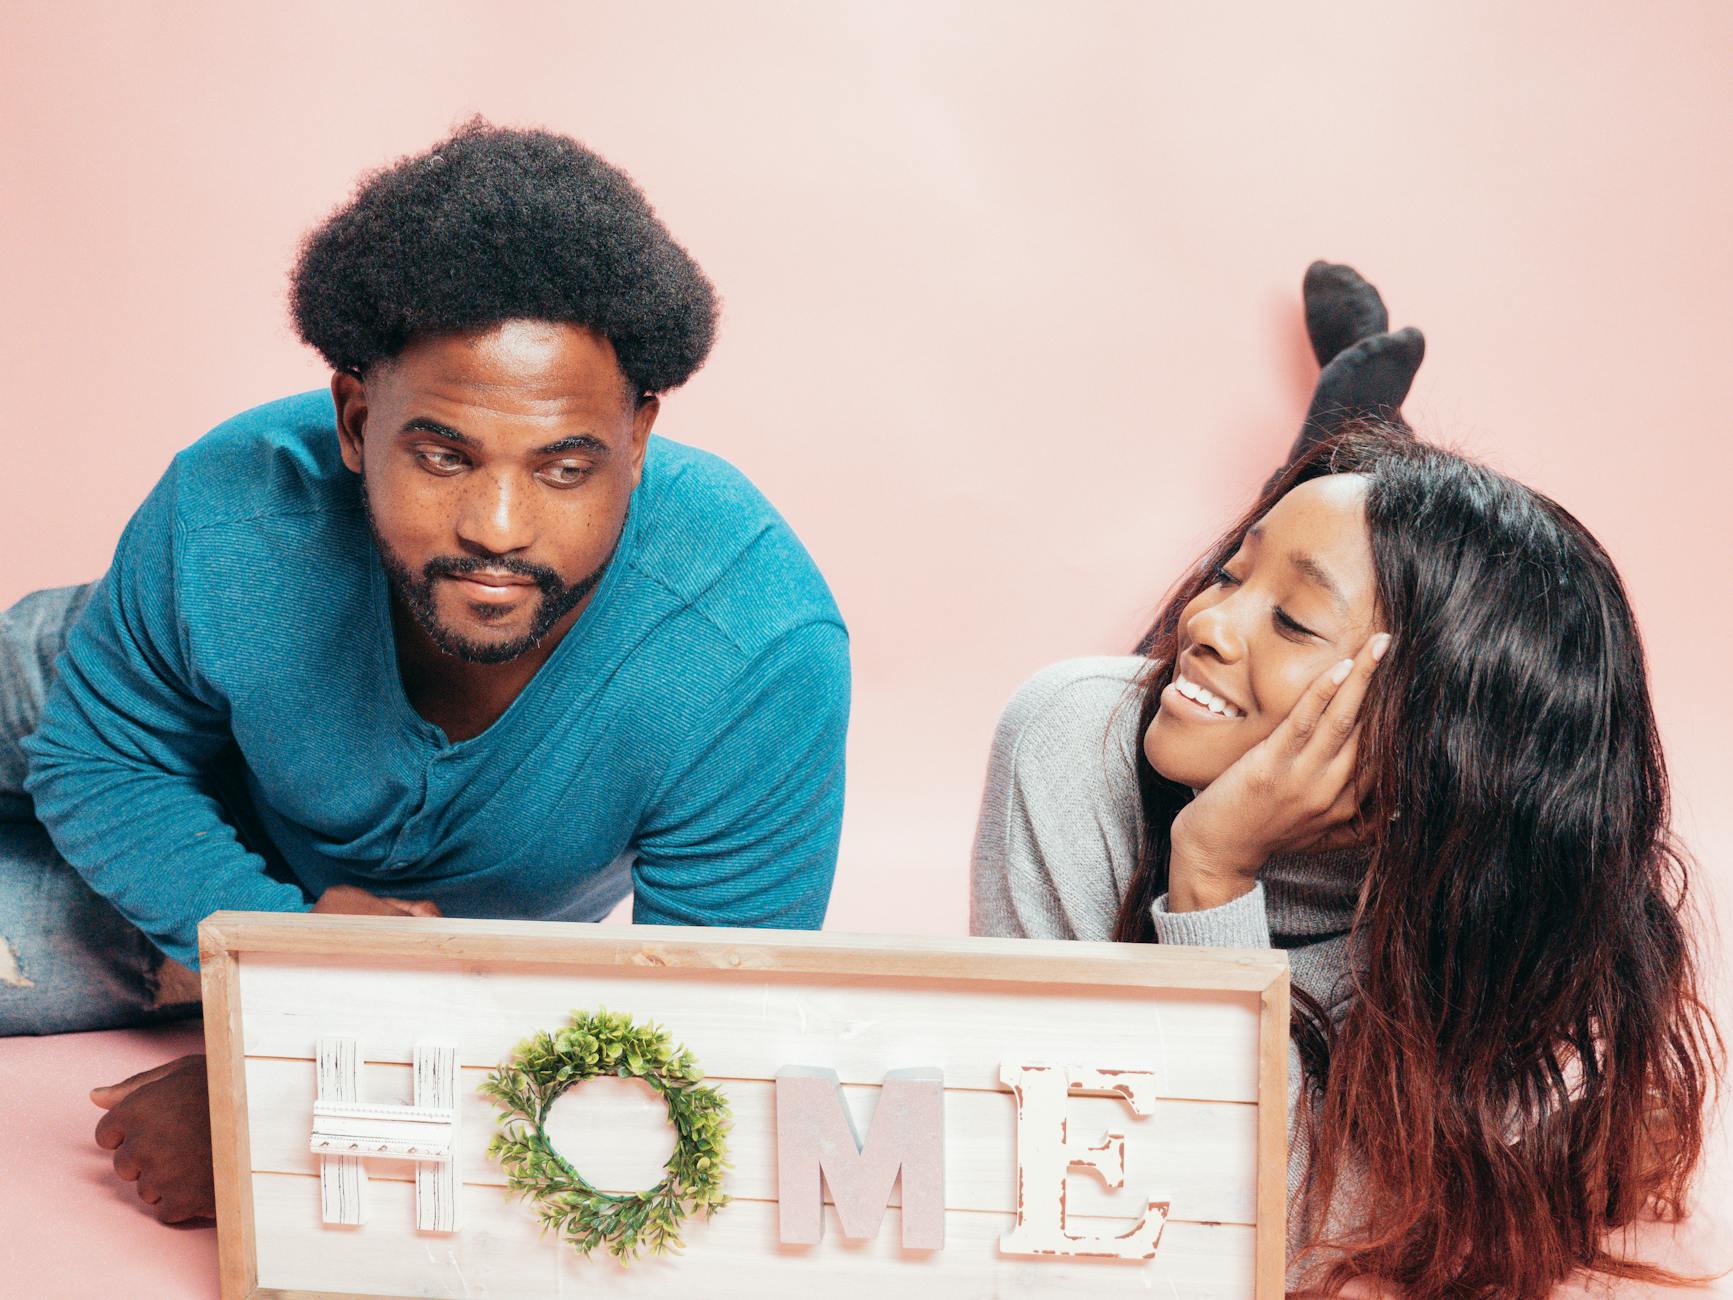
top-left (290, 118), bottom-right (718, 396)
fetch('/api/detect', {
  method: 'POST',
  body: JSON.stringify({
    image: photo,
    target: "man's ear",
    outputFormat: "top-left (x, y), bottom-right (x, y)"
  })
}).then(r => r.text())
top-left (331, 371), bottom-right (368, 474)
top-left (629, 395), bottom-right (659, 486)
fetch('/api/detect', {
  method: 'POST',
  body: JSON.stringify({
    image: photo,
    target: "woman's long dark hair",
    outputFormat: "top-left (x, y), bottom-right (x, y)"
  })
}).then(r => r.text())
top-left (1111, 425), bottom-right (1722, 1296)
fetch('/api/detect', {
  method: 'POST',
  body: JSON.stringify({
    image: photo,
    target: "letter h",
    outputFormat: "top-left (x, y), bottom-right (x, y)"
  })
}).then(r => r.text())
top-left (310, 1037), bottom-right (460, 1231)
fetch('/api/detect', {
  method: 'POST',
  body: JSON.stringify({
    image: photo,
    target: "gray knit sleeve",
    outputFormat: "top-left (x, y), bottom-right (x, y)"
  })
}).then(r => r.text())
top-left (1150, 881), bottom-right (1271, 948)
top-left (969, 657), bottom-right (1148, 940)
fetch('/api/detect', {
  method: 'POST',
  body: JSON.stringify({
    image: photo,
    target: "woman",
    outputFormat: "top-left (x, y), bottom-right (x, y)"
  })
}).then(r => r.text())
top-left (970, 423), bottom-right (1721, 1296)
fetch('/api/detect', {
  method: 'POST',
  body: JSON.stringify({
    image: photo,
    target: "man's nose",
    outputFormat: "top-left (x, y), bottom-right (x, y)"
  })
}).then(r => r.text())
top-left (454, 470), bottom-right (535, 555)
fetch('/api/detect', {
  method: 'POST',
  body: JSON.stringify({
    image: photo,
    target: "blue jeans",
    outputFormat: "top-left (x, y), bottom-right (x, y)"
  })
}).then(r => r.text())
top-left (0, 583), bottom-right (201, 1035)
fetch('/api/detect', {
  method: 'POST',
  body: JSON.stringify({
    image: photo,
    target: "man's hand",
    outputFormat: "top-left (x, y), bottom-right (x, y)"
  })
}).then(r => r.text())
top-left (312, 884), bottom-right (442, 917)
top-left (87, 889), bottom-right (439, 1225)
top-left (1167, 631), bottom-right (1391, 911)
top-left (91, 1054), bottom-right (215, 1223)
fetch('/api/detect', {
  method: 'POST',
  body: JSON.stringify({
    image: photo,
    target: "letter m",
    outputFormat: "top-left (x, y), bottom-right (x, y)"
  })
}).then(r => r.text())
top-left (775, 1065), bottom-right (945, 1249)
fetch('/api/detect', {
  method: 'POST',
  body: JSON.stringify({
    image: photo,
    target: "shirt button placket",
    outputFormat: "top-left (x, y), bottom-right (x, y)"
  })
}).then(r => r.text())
top-left (387, 753), bottom-right (439, 871)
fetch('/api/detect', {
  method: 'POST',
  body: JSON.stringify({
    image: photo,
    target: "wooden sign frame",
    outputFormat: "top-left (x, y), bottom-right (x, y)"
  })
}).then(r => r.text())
top-left (200, 912), bottom-right (1290, 1299)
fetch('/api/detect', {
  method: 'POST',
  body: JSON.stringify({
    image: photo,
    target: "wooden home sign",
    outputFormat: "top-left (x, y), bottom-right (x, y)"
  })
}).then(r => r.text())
top-left (199, 912), bottom-right (1290, 1298)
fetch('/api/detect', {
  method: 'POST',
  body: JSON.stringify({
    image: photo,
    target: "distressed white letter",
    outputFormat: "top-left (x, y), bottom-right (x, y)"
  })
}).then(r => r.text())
top-left (310, 1037), bottom-right (460, 1231)
top-left (998, 1064), bottom-right (1169, 1260)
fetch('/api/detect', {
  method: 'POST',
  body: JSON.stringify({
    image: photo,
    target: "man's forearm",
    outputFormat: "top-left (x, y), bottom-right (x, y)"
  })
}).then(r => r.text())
top-left (24, 744), bottom-right (308, 966)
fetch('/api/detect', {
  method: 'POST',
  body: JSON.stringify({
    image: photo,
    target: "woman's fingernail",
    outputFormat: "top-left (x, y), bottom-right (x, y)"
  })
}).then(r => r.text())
top-left (1371, 633), bottom-right (1392, 662)
top-left (1331, 658), bottom-right (1353, 684)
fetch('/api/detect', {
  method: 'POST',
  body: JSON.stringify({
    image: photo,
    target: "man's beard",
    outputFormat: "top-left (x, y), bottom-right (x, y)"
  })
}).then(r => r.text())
top-left (361, 480), bottom-right (621, 666)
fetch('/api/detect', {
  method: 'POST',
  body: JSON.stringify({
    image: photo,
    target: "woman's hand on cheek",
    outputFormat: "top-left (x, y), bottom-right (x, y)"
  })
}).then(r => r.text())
top-left (1166, 630), bottom-right (1391, 912)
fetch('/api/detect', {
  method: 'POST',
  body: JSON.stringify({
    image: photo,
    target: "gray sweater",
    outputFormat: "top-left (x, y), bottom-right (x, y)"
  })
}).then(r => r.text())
top-left (969, 656), bottom-right (1367, 1261)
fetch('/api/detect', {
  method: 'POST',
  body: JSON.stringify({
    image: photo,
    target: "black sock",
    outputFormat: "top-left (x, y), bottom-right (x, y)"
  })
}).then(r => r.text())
top-left (1304, 261), bottom-right (1390, 366)
top-left (1284, 327), bottom-right (1426, 465)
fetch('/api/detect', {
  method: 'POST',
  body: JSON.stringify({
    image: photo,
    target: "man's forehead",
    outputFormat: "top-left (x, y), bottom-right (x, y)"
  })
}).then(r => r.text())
top-left (371, 321), bottom-right (634, 419)
top-left (452, 319), bottom-right (611, 370)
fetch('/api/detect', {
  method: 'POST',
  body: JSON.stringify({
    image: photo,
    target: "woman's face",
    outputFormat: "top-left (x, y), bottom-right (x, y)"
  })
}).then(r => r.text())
top-left (1144, 474), bottom-right (1383, 789)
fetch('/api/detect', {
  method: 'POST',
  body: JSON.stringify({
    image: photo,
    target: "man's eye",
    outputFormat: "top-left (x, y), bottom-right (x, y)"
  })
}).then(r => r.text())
top-left (416, 449), bottom-right (465, 473)
top-left (541, 464), bottom-right (592, 486)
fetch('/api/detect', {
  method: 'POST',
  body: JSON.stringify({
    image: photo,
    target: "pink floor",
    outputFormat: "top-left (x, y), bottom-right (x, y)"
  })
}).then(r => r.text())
top-left (2, 1023), bottom-right (217, 1300)
top-left (3, 1023), bottom-right (1728, 1298)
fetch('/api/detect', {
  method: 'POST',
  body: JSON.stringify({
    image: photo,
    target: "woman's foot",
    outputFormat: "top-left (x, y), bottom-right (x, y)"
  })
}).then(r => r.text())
top-left (1287, 326), bottom-right (1426, 464)
top-left (1303, 260), bottom-right (1390, 365)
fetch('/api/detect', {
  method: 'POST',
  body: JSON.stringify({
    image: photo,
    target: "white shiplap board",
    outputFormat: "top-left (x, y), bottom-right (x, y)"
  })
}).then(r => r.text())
top-left (205, 919), bottom-right (1286, 1299)
top-left (244, 1056), bottom-right (1261, 1224)
top-left (250, 1174), bottom-right (1259, 1298)
top-left (236, 953), bottom-right (1261, 1101)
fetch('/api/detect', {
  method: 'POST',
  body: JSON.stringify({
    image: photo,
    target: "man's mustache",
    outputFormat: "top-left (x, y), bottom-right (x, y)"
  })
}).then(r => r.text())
top-left (420, 555), bottom-right (564, 594)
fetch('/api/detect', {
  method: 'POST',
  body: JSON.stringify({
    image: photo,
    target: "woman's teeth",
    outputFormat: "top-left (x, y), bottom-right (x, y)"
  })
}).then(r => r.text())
top-left (1173, 673), bottom-right (1244, 718)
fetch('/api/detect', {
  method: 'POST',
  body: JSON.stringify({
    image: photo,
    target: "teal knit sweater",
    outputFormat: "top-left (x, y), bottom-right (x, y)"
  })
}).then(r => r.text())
top-left (24, 391), bottom-right (851, 967)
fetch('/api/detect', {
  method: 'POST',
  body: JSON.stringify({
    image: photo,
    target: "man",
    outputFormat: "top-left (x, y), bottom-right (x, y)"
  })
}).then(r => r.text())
top-left (0, 120), bottom-right (850, 1220)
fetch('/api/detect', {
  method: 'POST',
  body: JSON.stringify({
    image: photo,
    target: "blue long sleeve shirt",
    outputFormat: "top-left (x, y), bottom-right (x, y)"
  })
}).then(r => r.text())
top-left (22, 391), bottom-right (850, 967)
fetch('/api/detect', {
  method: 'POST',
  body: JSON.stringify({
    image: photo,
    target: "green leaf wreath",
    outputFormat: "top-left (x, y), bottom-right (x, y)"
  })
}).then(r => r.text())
top-left (481, 1008), bottom-right (732, 1264)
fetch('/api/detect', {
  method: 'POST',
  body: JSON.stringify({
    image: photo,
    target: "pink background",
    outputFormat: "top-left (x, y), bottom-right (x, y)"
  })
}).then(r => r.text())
top-left (2, 2), bottom-right (1729, 1294)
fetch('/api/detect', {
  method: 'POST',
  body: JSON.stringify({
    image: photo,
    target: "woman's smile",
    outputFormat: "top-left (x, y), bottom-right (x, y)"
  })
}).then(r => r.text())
top-left (1161, 669), bottom-right (1247, 720)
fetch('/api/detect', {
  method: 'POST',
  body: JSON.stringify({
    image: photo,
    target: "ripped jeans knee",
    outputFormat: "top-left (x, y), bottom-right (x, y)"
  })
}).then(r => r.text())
top-left (0, 582), bottom-right (200, 1036)
top-left (0, 819), bottom-right (199, 1035)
